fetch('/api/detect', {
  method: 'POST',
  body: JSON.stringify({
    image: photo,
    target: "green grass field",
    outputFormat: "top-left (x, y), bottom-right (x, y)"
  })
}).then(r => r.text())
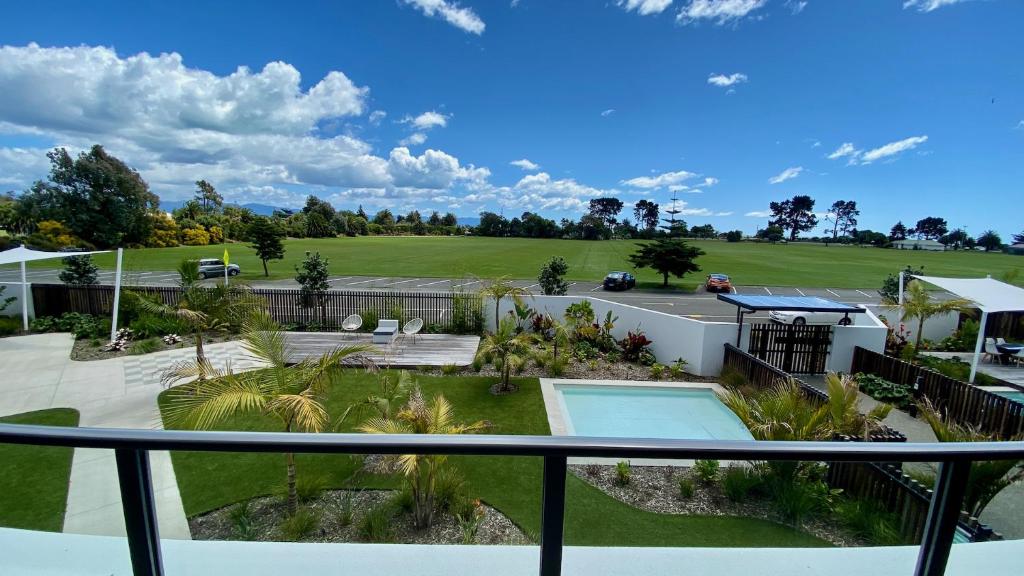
top-left (0, 408), bottom-right (80, 532)
top-left (159, 372), bottom-right (828, 547)
top-left (11, 236), bottom-right (1022, 288)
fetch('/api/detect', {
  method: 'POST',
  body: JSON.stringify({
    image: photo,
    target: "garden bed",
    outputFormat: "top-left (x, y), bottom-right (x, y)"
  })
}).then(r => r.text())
top-left (70, 332), bottom-right (238, 361)
top-left (420, 356), bottom-right (715, 383)
top-left (189, 488), bottom-right (531, 545)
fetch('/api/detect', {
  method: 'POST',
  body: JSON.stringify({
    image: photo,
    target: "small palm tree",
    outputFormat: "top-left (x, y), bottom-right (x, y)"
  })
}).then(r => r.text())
top-left (132, 259), bottom-right (262, 366)
top-left (917, 399), bottom-right (1024, 517)
top-left (479, 276), bottom-right (531, 331)
top-left (898, 282), bottom-right (972, 351)
top-left (359, 386), bottom-right (488, 528)
top-left (163, 311), bottom-right (374, 516)
top-left (822, 372), bottom-right (892, 439)
top-left (548, 316), bottom-right (571, 362)
top-left (476, 317), bottom-right (531, 393)
top-left (337, 369), bottom-right (413, 425)
top-left (719, 379), bottom-right (830, 442)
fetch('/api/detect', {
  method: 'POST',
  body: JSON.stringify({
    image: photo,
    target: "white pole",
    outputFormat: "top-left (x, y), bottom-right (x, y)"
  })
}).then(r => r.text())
top-left (110, 248), bottom-right (123, 342)
top-left (969, 310), bottom-right (988, 384)
top-left (224, 263), bottom-right (229, 286)
top-left (20, 260), bottom-right (28, 332)
top-left (898, 271), bottom-right (905, 306)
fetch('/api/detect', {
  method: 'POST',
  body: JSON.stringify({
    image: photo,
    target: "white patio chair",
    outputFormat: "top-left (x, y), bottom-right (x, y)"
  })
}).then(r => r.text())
top-left (341, 314), bottom-right (363, 332)
top-left (996, 337), bottom-right (1007, 345)
top-left (402, 318), bottom-right (424, 344)
top-left (1013, 348), bottom-right (1024, 368)
top-left (983, 338), bottom-right (1000, 363)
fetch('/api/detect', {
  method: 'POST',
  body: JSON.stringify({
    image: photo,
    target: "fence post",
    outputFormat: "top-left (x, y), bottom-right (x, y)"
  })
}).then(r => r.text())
top-left (114, 448), bottom-right (164, 576)
top-left (914, 459), bottom-right (970, 576)
top-left (539, 455), bottom-right (567, 576)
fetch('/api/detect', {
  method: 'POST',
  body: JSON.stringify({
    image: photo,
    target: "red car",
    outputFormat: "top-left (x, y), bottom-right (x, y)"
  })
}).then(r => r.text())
top-left (705, 273), bottom-right (732, 293)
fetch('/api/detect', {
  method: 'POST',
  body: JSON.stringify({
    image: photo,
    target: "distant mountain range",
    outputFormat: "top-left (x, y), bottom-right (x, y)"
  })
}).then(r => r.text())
top-left (159, 200), bottom-right (480, 226)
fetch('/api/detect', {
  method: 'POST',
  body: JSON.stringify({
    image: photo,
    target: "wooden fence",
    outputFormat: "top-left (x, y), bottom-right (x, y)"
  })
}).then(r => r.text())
top-left (851, 346), bottom-right (1024, 440)
top-left (30, 283), bottom-right (484, 334)
top-left (722, 344), bottom-right (905, 442)
top-left (747, 322), bottom-right (832, 374)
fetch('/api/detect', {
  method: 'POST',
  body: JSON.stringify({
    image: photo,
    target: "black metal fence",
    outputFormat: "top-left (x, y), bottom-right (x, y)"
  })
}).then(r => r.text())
top-left (30, 283), bottom-right (484, 334)
top-left (1, 424), bottom-right (1021, 576)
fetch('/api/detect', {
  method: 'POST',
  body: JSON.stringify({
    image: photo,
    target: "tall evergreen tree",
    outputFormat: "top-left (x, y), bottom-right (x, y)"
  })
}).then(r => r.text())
top-left (248, 217), bottom-right (286, 276)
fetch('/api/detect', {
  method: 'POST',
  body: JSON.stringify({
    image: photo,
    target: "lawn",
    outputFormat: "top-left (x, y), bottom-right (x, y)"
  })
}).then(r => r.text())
top-left (12, 236), bottom-right (1022, 288)
top-left (158, 371), bottom-right (828, 547)
top-left (0, 408), bottom-right (80, 532)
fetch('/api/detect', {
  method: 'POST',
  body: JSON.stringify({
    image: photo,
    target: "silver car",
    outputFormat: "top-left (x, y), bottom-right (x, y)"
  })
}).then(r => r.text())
top-left (197, 258), bottom-right (240, 279)
top-left (769, 309), bottom-right (853, 326)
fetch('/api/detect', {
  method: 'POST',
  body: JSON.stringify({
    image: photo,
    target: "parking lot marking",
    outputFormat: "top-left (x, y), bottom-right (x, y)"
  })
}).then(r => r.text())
top-left (347, 277), bottom-right (387, 286)
top-left (452, 279), bottom-right (481, 289)
top-left (416, 279), bottom-right (449, 287)
top-left (763, 287), bottom-right (772, 296)
top-left (826, 289), bottom-right (840, 298)
top-left (795, 288), bottom-right (805, 296)
top-left (856, 290), bottom-right (872, 298)
top-left (387, 278), bottom-right (420, 286)
top-left (590, 284), bottom-right (603, 292)
top-left (523, 283), bottom-right (540, 290)
top-left (328, 276), bottom-right (352, 282)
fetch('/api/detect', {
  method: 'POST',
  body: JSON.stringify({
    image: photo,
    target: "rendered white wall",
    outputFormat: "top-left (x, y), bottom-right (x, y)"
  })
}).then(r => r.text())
top-left (864, 305), bottom-right (960, 343)
top-left (0, 281), bottom-right (33, 320)
top-left (826, 306), bottom-right (887, 374)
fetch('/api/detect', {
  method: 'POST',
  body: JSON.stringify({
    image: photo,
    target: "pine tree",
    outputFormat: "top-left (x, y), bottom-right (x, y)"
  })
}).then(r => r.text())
top-left (59, 254), bottom-right (99, 286)
top-left (248, 217), bottom-right (286, 276)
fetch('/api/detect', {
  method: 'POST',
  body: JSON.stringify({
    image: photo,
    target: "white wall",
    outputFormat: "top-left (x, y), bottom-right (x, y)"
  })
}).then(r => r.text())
top-left (864, 305), bottom-right (960, 343)
top-left (488, 295), bottom-right (749, 377)
top-left (0, 281), bottom-right (33, 320)
top-left (827, 307), bottom-right (888, 373)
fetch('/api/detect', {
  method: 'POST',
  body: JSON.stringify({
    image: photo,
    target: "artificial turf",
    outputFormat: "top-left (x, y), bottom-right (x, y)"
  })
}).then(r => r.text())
top-left (158, 372), bottom-right (828, 548)
top-left (11, 236), bottom-right (1021, 289)
top-left (0, 408), bottom-right (80, 532)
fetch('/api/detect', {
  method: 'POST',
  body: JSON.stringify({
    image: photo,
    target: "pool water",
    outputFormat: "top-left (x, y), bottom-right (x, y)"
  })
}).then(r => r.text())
top-left (556, 384), bottom-right (754, 441)
top-left (994, 390), bottom-right (1024, 403)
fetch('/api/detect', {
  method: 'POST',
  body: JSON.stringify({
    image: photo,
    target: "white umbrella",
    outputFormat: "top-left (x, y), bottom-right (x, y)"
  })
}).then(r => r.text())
top-left (0, 246), bottom-right (114, 333)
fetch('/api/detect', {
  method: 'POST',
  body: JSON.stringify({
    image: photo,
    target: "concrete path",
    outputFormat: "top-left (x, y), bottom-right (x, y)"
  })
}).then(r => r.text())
top-left (0, 334), bottom-right (260, 540)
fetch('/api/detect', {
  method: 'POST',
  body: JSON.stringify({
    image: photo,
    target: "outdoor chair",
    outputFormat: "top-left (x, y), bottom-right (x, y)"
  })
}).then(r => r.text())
top-left (983, 338), bottom-right (1000, 363)
top-left (996, 337), bottom-right (1007, 345)
top-left (1014, 348), bottom-right (1024, 367)
top-left (372, 319), bottom-right (399, 345)
top-left (341, 314), bottom-right (363, 332)
top-left (402, 318), bottom-right (424, 344)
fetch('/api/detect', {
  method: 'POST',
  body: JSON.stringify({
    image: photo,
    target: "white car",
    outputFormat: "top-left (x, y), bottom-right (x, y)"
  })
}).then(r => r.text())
top-left (768, 309), bottom-right (854, 326)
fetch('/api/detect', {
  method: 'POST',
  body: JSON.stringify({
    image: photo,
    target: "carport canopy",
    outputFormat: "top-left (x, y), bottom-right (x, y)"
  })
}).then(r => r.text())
top-left (904, 274), bottom-right (1024, 383)
top-left (0, 246), bottom-right (112, 332)
top-left (716, 294), bottom-right (865, 346)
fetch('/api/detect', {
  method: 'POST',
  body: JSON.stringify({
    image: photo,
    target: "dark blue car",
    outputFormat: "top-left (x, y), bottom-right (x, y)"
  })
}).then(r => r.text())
top-left (603, 271), bottom-right (636, 291)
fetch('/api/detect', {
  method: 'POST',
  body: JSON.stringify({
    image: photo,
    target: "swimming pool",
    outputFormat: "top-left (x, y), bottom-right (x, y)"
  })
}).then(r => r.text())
top-left (994, 390), bottom-right (1024, 403)
top-left (554, 384), bottom-right (753, 441)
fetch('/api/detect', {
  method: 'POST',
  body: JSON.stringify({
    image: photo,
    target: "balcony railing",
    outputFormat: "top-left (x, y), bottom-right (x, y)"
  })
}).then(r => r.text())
top-left (1, 423), bottom-right (1023, 576)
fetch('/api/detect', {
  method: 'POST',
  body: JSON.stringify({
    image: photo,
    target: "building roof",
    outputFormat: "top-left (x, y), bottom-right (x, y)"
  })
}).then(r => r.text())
top-left (715, 294), bottom-right (866, 313)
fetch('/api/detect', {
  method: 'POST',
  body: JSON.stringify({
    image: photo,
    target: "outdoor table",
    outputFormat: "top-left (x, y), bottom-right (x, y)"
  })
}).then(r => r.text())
top-left (996, 343), bottom-right (1024, 365)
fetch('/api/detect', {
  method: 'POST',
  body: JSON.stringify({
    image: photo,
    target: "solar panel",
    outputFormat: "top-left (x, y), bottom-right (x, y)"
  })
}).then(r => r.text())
top-left (715, 294), bottom-right (865, 313)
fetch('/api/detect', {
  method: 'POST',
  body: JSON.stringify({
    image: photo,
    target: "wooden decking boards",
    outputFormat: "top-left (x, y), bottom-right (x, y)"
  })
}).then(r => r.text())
top-left (283, 332), bottom-right (480, 368)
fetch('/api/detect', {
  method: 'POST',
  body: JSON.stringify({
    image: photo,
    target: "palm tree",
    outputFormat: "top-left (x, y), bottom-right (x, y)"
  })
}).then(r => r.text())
top-left (337, 369), bottom-right (413, 425)
top-left (718, 379), bottom-right (830, 442)
top-left (163, 310), bottom-right (374, 515)
top-left (359, 386), bottom-right (488, 528)
top-left (917, 399), bottom-right (1024, 517)
top-left (547, 316), bottom-right (571, 362)
top-left (132, 259), bottom-right (262, 367)
top-left (479, 276), bottom-right (531, 331)
top-left (898, 282), bottom-right (972, 351)
top-left (822, 372), bottom-right (892, 439)
top-left (475, 317), bottom-right (531, 394)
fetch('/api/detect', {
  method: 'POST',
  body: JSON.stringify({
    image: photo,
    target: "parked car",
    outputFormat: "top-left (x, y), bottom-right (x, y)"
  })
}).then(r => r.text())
top-left (769, 309), bottom-right (854, 326)
top-left (196, 258), bottom-right (240, 279)
top-left (704, 273), bottom-right (732, 293)
top-left (603, 271), bottom-right (636, 291)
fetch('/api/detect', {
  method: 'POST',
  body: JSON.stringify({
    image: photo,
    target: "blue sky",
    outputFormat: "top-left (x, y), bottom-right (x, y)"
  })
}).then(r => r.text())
top-left (0, 0), bottom-right (1021, 237)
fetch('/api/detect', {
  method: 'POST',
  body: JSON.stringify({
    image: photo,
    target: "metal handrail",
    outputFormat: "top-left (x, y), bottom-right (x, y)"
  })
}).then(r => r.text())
top-left (2, 423), bottom-right (1022, 576)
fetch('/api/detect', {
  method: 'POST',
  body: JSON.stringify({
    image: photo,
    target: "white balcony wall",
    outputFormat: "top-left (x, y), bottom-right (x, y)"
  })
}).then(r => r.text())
top-left (0, 281), bottom-right (33, 319)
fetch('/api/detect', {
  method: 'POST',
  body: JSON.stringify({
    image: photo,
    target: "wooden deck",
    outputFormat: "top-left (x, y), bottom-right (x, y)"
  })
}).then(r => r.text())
top-left (283, 332), bottom-right (480, 368)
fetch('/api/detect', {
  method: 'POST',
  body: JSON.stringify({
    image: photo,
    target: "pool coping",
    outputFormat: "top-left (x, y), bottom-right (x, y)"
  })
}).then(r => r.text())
top-left (538, 378), bottom-right (733, 467)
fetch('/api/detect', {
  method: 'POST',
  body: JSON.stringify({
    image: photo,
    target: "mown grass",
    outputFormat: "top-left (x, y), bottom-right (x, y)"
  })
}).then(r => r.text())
top-left (159, 372), bottom-right (828, 547)
top-left (11, 236), bottom-right (1021, 288)
top-left (0, 408), bottom-right (80, 531)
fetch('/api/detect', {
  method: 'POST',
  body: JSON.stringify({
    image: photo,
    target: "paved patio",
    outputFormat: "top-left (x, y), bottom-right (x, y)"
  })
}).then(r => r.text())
top-left (284, 332), bottom-right (480, 367)
top-left (923, 351), bottom-right (1024, 387)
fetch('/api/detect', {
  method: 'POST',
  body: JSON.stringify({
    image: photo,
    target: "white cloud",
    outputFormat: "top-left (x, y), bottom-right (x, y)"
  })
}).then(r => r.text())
top-left (387, 147), bottom-right (489, 190)
top-left (399, 132), bottom-right (428, 146)
top-left (903, 0), bottom-right (971, 13)
top-left (707, 72), bottom-right (748, 87)
top-left (368, 110), bottom-right (387, 125)
top-left (677, 0), bottom-right (768, 25)
top-left (402, 0), bottom-right (486, 34)
top-left (786, 0), bottom-right (808, 14)
top-left (1014, 120), bottom-right (1024, 130)
top-left (703, 177), bottom-right (719, 186)
top-left (768, 166), bottom-right (803, 184)
top-left (622, 169), bottom-right (698, 189)
top-left (405, 110), bottom-right (449, 130)
top-left (675, 201), bottom-right (732, 216)
top-left (600, 109), bottom-right (616, 117)
top-left (495, 171), bottom-right (616, 212)
top-left (745, 210), bottom-right (772, 218)
top-left (827, 142), bottom-right (859, 160)
top-left (510, 158), bottom-right (540, 171)
top-left (860, 135), bottom-right (928, 164)
top-left (618, 0), bottom-right (674, 15)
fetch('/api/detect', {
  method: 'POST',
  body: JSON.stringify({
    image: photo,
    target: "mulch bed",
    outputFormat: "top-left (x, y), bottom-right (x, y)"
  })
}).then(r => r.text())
top-left (189, 489), bottom-right (531, 545)
top-left (70, 333), bottom-right (238, 361)
top-left (569, 463), bottom-right (863, 547)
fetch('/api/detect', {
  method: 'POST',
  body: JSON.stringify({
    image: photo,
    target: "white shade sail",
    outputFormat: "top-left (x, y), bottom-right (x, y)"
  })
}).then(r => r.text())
top-left (0, 246), bottom-right (109, 266)
top-left (912, 275), bottom-right (1024, 313)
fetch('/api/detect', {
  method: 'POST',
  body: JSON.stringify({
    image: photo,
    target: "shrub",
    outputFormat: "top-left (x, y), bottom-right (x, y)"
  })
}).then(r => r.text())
top-left (638, 349), bottom-right (657, 366)
top-left (358, 502), bottom-right (396, 543)
top-left (295, 474), bottom-right (328, 504)
top-left (678, 477), bottom-right (695, 499)
top-left (127, 337), bottom-right (160, 355)
top-left (835, 498), bottom-right (904, 546)
top-left (719, 366), bottom-right (749, 390)
top-left (669, 359), bottom-right (687, 379)
top-left (572, 340), bottom-right (598, 361)
top-left (455, 499), bottom-right (486, 544)
top-left (772, 479), bottom-right (835, 526)
top-left (564, 300), bottom-right (595, 327)
top-left (618, 330), bottom-right (653, 362)
top-left (31, 312), bottom-right (109, 339)
top-left (434, 467), bottom-right (466, 512)
top-left (693, 460), bottom-right (719, 484)
top-left (392, 485), bottom-right (415, 513)
top-left (722, 465), bottom-right (762, 502)
top-left (360, 309), bottom-right (379, 333)
top-left (855, 373), bottom-right (913, 409)
top-left (615, 460), bottom-right (631, 486)
top-left (228, 501), bottom-right (257, 541)
top-left (181, 227), bottom-right (211, 246)
top-left (538, 256), bottom-right (570, 295)
top-left (0, 316), bottom-right (20, 336)
top-left (547, 357), bottom-right (567, 377)
top-left (649, 363), bottom-right (665, 379)
top-left (471, 356), bottom-right (484, 372)
top-left (279, 508), bottom-right (320, 541)
top-left (441, 363), bottom-right (460, 376)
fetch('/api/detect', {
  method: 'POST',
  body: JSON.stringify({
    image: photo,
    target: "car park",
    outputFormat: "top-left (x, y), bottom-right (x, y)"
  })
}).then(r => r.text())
top-left (603, 271), bottom-right (636, 291)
